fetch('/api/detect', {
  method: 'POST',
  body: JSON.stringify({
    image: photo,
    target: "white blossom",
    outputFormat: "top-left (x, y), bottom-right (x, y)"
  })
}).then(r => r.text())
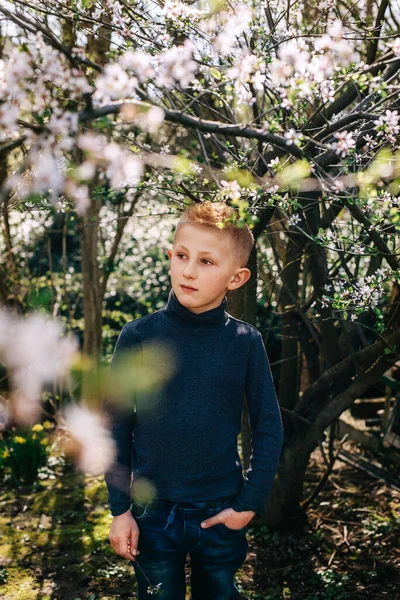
top-left (163, 0), bottom-right (206, 22)
top-left (220, 179), bottom-right (241, 201)
top-left (213, 5), bottom-right (253, 55)
top-left (104, 143), bottom-right (143, 188)
top-left (94, 63), bottom-right (138, 103)
top-left (77, 132), bottom-right (105, 157)
top-left (119, 50), bottom-right (154, 81)
top-left (156, 40), bottom-right (197, 89)
top-left (331, 130), bottom-right (356, 157)
top-left (268, 157), bottom-right (280, 170)
top-left (327, 19), bottom-right (344, 40)
top-left (0, 310), bottom-right (78, 424)
top-left (374, 110), bottom-right (400, 144)
top-left (64, 181), bottom-right (91, 215)
top-left (138, 106), bottom-right (165, 133)
top-left (269, 60), bottom-right (293, 86)
top-left (278, 39), bottom-right (310, 73)
top-left (321, 295), bottom-right (331, 309)
top-left (287, 213), bottom-right (301, 227)
top-left (284, 129), bottom-right (303, 146)
top-left (63, 404), bottom-right (116, 475)
top-left (390, 38), bottom-right (400, 57)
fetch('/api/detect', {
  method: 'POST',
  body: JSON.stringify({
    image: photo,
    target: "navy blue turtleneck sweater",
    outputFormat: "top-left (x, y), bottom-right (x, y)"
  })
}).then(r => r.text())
top-left (103, 288), bottom-right (283, 517)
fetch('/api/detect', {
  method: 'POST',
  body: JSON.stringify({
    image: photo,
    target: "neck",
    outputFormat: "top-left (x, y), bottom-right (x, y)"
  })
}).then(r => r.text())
top-left (163, 288), bottom-right (227, 332)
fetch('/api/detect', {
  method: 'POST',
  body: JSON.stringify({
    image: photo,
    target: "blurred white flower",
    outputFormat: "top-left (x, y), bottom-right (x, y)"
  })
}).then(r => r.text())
top-left (0, 398), bottom-right (9, 432)
top-left (104, 143), bottom-right (143, 188)
top-left (251, 70), bottom-right (265, 91)
top-left (390, 38), bottom-right (400, 57)
top-left (327, 19), bottom-right (343, 40)
top-left (333, 39), bottom-right (356, 66)
top-left (63, 403), bottom-right (116, 475)
top-left (75, 160), bottom-right (97, 182)
top-left (0, 310), bottom-right (78, 424)
top-left (156, 40), bottom-right (197, 89)
top-left (163, 0), bottom-right (206, 22)
top-left (131, 105), bottom-right (165, 134)
top-left (119, 50), bottom-right (154, 81)
top-left (278, 39), bottom-right (310, 73)
top-left (213, 5), bottom-right (253, 55)
top-left (94, 63), bottom-right (138, 103)
top-left (77, 132), bottom-right (104, 157)
top-left (269, 60), bottom-right (293, 86)
top-left (64, 180), bottom-right (91, 215)
top-left (0, 103), bottom-right (19, 140)
top-left (47, 111), bottom-right (79, 137)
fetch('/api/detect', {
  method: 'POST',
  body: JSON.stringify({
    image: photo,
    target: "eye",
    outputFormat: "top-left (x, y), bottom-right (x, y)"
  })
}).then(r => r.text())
top-left (202, 259), bottom-right (213, 265)
top-left (177, 253), bottom-right (186, 259)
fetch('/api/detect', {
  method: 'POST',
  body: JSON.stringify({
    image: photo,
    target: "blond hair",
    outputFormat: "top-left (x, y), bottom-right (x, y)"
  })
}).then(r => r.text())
top-left (175, 201), bottom-right (254, 268)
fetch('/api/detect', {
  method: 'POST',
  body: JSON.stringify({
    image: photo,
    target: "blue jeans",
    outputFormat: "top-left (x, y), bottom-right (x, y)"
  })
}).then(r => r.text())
top-left (130, 495), bottom-right (248, 600)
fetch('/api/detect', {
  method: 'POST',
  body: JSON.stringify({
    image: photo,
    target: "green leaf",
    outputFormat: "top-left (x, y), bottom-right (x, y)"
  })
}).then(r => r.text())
top-left (209, 67), bottom-right (222, 80)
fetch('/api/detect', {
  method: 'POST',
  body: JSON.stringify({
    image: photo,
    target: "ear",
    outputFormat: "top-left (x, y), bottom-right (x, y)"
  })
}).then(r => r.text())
top-left (167, 247), bottom-right (173, 260)
top-left (227, 267), bottom-right (252, 291)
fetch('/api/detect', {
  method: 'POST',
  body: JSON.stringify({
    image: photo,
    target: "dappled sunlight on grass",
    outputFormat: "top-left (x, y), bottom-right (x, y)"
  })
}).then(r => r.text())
top-left (0, 459), bottom-right (136, 599)
top-left (0, 441), bottom-right (399, 599)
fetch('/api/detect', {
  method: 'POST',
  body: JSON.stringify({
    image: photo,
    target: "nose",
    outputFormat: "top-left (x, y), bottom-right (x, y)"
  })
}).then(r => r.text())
top-left (182, 260), bottom-right (196, 279)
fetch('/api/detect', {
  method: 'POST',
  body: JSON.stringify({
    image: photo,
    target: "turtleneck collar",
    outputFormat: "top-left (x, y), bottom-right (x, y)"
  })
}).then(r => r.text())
top-left (162, 288), bottom-right (227, 332)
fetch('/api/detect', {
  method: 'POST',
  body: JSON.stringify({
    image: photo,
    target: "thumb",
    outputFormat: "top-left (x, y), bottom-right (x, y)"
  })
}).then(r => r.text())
top-left (202, 508), bottom-right (231, 528)
top-left (129, 529), bottom-right (140, 556)
top-left (201, 515), bottom-right (220, 528)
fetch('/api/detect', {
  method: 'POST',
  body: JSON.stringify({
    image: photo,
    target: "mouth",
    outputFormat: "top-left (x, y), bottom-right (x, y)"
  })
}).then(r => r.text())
top-left (180, 284), bottom-right (197, 291)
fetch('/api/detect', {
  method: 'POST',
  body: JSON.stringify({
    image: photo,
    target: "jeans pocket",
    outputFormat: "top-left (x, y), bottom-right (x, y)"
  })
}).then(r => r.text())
top-left (217, 522), bottom-right (247, 535)
top-left (130, 499), bottom-right (149, 520)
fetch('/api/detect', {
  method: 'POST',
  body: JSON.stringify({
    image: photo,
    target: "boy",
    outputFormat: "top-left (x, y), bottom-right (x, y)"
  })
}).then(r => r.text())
top-left (103, 201), bottom-right (283, 600)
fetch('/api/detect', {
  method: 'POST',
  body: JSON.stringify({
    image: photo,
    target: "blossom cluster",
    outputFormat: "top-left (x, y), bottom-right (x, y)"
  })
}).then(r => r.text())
top-left (219, 180), bottom-right (242, 202)
top-left (0, 310), bottom-right (78, 425)
top-left (163, 0), bottom-right (207, 22)
top-left (269, 20), bottom-right (358, 114)
top-left (0, 32), bottom-right (92, 143)
top-left (62, 403), bottom-right (116, 475)
top-left (320, 268), bottom-right (390, 317)
top-left (374, 110), bottom-right (400, 146)
top-left (94, 40), bottom-right (198, 105)
top-left (330, 130), bottom-right (356, 158)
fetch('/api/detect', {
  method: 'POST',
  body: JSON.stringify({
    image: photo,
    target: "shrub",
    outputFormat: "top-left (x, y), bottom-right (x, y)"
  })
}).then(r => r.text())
top-left (0, 421), bottom-right (54, 485)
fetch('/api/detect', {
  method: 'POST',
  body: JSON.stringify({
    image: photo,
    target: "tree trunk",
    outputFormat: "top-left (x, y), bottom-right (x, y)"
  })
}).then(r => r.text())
top-left (278, 233), bottom-right (304, 410)
top-left (264, 437), bottom-right (314, 529)
top-left (77, 4), bottom-right (111, 357)
top-left (78, 197), bottom-right (103, 356)
top-left (227, 244), bottom-right (257, 471)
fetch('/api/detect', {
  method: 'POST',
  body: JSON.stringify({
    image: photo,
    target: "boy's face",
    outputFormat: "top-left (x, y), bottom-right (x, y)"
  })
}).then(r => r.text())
top-left (167, 224), bottom-right (251, 314)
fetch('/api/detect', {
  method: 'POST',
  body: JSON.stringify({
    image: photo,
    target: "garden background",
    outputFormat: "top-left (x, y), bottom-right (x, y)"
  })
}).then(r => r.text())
top-left (0, 0), bottom-right (400, 598)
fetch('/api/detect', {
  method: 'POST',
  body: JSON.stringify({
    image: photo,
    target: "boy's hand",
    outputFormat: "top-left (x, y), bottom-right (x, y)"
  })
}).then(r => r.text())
top-left (200, 508), bottom-right (255, 530)
top-left (109, 509), bottom-right (140, 560)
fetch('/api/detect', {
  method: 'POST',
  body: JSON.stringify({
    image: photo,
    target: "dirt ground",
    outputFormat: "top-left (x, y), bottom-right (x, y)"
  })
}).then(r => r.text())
top-left (0, 440), bottom-right (399, 600)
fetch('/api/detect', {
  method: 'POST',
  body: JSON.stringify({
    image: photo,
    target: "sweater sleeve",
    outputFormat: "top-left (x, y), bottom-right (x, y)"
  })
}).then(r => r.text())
top-left (102, 324), bottom-right (139, 517)
top-left (230, 330), bottom-right (283, 517)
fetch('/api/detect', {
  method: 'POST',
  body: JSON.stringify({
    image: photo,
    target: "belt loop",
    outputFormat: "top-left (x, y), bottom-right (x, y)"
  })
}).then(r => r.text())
top-left (164, 502), bottom-right (179, 531)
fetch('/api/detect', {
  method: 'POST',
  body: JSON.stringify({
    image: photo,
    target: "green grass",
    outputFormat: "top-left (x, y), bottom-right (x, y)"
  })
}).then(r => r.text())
top-left (0, 462), bottom-right (135, 599)
top-left (1, 441), bottom-right (399, 599)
